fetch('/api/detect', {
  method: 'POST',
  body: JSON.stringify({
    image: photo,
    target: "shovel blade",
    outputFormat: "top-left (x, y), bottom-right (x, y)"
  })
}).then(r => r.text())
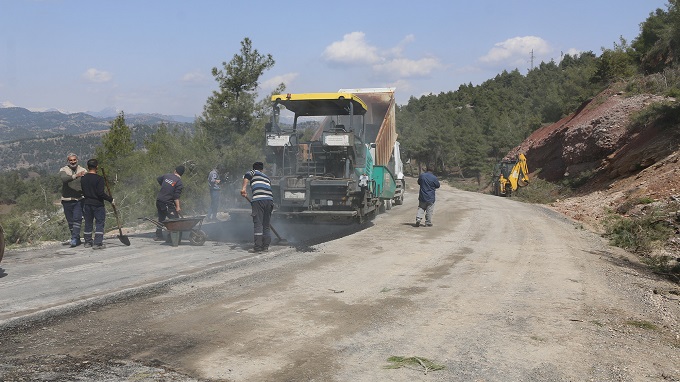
top-left (119, 234), bottom-right (131, 246)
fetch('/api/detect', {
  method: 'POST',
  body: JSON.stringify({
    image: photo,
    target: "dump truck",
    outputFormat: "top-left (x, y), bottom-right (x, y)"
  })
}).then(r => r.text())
top-left (492, 153), bottom-right (529, 197)
top-left (265, 88), bottom-right (403, 222)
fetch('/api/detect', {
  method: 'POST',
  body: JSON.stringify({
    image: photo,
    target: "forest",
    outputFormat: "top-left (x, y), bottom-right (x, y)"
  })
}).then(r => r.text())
top-left (0, 1), bottom-right (678, 245)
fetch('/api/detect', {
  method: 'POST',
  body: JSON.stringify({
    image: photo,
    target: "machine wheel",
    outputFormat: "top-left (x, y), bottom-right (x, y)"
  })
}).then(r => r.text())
top-left (386, 200), bottom-right (392, 210)
top-left (189, 230), bottom-right (207, 246)
top-left (393, 195), bottom-right (403, 205)
top-left (493, 181), bottom-right (500, 196)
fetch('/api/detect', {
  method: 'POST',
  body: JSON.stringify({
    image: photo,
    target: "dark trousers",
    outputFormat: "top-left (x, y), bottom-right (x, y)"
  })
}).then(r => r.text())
top-left (208, 189), bottom-right (220, 219)
top-left (251, 199), bottom-right (274, 250)
top-left (156, 200), bottom-right (178, 238)
top-left (62, 199), bottom-right (83, 242)
top-left (83, 204), bottom-right (106, 245)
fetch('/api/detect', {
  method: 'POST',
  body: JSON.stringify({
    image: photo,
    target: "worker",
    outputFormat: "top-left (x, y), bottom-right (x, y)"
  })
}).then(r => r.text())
top-left (207, 165), bottom-right (221, 221)
top-left (240, 161), bottom-right (274, 253)
top-left (359, 172), bottom-right (369, 206)
top-left (59, 153), bottom-right (86, 247)
top-left (415, 166), bottom-right (440, 227)
top-left (81, 159), bottom-right (114, 250)
top-left (155, 165), bottom-right (185, 241)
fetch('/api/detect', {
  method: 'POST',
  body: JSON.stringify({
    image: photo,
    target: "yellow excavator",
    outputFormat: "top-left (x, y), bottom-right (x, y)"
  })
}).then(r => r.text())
top-left (492, 153), bottom-right (529, 197)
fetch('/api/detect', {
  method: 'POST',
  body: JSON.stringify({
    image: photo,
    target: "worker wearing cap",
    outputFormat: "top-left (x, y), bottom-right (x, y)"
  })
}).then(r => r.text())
top-left (241, 161), bottom-right (274, 253)
top-left (155, 165), bottom-right (185, 241)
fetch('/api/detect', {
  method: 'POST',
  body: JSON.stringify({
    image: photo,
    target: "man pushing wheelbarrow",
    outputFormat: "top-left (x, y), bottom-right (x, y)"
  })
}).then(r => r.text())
top-left (155, 165), bottom-right (185, 242)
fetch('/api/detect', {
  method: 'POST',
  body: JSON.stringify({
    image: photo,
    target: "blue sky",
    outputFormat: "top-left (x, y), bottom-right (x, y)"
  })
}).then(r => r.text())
top-left (0, 0), bottom-right (669, 117)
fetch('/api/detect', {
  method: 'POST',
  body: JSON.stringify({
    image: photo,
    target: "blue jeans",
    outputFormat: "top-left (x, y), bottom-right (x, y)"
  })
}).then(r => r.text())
top-left (83, 204), bottom-right (106, 245)
top-left (62, 199), bottom-right (83, 242)
top-left (208, 188), bottom-right (220, 219)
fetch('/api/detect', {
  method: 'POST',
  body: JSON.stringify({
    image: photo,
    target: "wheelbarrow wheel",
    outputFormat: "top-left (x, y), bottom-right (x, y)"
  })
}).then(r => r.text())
top-left (189, 229), bottom-right (207, 246)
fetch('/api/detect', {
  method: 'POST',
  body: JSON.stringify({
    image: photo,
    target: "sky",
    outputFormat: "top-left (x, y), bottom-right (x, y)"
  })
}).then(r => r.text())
top-left (0, 0), bottom-right (670, 118)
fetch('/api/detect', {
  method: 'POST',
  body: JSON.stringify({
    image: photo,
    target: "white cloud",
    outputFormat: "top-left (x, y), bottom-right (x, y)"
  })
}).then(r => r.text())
top-left (373, 57), bottom-right (443, 78)
top-left (181, 70), bottom-right (207, 83)
top-left (479, 36), bottom-right (551, 67)
top-left (563, 48), bottom-right (583, 58)
top-left (82, 68), bottom-right (112, 83)
top-left (323, 32), bottom-right (442, 79)
top-left (322, 32), bottom-right (381, 65)
top-left (387, 34), bottom-right (416, 57)
top-left (260, 73), bottom-right (298, 92)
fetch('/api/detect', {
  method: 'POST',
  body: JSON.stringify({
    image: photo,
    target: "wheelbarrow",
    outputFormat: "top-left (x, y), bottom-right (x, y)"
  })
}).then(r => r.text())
top-left (140, 215), bottom-right (208, 247)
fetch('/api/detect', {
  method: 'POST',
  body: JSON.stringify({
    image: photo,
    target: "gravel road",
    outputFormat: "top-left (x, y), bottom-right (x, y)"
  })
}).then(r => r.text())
top-left (1, 181), bottom-right (679, 381)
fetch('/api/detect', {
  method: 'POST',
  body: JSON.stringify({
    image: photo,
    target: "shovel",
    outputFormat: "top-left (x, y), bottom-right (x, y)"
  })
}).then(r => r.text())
top-left (243, 196), bottom-right (288, 245)
top-left (101, 168), bottom-right (131, 246)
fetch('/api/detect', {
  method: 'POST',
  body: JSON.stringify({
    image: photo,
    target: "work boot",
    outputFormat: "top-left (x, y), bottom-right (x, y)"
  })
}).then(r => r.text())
top-left (254, 235), bottom-right (264, 251)
top-left (415, 220), bottom-right (421, 227)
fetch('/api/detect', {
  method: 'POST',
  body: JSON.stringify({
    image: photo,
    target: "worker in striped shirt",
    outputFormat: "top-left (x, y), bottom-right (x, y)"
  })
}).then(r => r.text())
top-left (241, 161), bottom-right (274, 253)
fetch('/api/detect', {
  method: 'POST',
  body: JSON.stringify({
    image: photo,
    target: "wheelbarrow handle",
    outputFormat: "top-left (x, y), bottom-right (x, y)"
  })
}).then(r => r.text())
top-left (138, 217), bottom-right (166, 230)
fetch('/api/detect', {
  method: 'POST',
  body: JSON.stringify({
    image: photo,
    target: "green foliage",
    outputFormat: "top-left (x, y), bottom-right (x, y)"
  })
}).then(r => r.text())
top-left (625, 320), bottom-right (659, 330)
top-left (384, 356), bottom-right (445, 374)
top-left (512, 175), bottom-right (570, 204)
top-left (604, 211), bottom-right (675, 254)
top-left (593, 37), bottom-right (638, 84)
top-left (198, 37), bottom-right (276, 149)
top-left (397, 53), bottom-right (604, 177)
top-left (560, 169), bottom-right (595, 190)
top-left (95, 112), bottom-right (135, 173)
top-left (629, 99), bottom-right (680, 132)
top-left (632, 0), bottom-right (680, 73)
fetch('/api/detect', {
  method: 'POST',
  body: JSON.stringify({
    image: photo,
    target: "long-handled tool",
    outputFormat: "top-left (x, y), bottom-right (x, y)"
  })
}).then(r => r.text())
top-left (101, 168), bottom-right (131, 246)
top-left (244, 196), bottom-right (288, 244)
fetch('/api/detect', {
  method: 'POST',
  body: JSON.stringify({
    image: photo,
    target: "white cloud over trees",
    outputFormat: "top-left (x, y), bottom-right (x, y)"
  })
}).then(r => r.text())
top-left (479, 36), bottom-right (552, 67)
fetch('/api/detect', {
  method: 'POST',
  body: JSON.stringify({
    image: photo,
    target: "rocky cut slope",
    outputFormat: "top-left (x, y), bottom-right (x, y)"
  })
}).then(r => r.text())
top-left (508, 87), bottom-right (679, 233)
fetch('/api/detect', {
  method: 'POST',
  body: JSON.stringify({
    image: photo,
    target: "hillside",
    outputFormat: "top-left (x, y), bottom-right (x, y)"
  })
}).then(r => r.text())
top-left (508, 87), bottom-right (679, 235)
top-left (0, 107), bottom-right (194, 142)
top-left (0, 107), bottom-right (196, 172)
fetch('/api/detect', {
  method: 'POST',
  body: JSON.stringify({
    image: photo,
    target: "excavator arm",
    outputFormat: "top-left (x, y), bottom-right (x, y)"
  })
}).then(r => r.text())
top-left (507, 153), bottom-right (529, 191)
top-left (495, 153), bottom-right (529, 197)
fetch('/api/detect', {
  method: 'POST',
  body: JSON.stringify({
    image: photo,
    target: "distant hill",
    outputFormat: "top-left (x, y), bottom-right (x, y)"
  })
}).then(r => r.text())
top-left (0, 107), bottom-right (195, 172)
top-left (0, 107), bottom-right (195, 142)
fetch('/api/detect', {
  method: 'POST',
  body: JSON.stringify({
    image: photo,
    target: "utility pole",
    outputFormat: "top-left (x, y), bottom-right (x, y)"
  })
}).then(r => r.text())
top-left (530, 49), bottom-right (535, 71)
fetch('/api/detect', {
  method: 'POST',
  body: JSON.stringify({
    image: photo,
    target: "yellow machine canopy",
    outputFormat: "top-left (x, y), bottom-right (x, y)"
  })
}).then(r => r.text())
top-left (271, 93), bottom-right (368, 116)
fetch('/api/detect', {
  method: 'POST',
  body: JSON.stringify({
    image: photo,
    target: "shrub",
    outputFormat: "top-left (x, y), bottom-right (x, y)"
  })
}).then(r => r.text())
top-left (604, 211), bottom-right (675, 255)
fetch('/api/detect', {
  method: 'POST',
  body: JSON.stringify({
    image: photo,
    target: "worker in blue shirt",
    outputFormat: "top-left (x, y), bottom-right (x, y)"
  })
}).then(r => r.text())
top-left (415, 166), bottom-right (440, 227)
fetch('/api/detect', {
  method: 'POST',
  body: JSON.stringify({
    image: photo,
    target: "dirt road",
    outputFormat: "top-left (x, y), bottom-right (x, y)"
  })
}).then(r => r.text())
top-left (1, 182), bottom-right (679, 381)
